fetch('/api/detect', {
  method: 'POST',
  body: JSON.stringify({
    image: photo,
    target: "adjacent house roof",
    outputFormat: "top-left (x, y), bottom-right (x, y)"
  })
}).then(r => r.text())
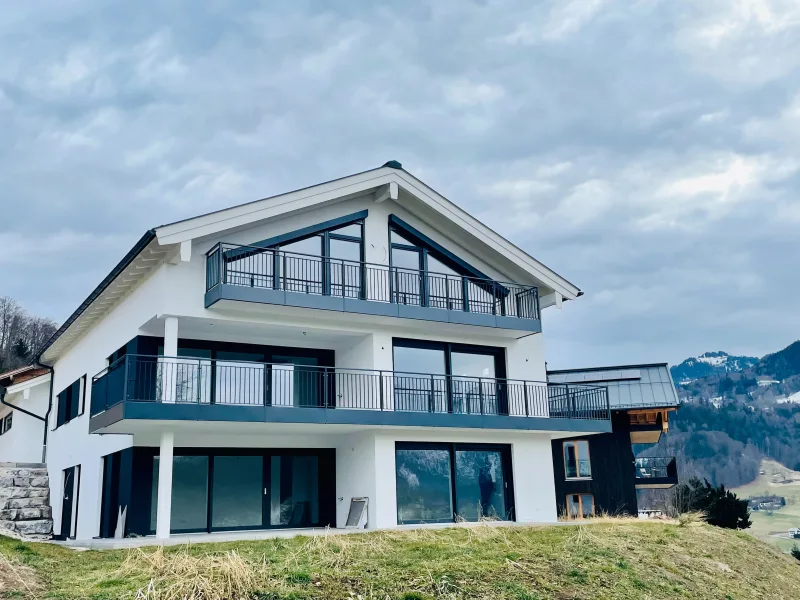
top-left (37, 162), bottom-right (582, 364)
top-left (547, 364), bottom-right (680, 410)
top-left (0, 366), bottom-right (50, 387)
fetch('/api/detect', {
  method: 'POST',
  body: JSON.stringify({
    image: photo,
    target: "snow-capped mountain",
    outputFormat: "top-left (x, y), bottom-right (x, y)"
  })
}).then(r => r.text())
top-left (670, 351), bottom-right (759, 384)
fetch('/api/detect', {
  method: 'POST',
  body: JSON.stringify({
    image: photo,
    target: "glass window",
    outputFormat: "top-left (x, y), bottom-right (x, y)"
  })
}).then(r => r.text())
top-left (269, 455), bottom-right (320, 527)
top-left (567, 494), bottom-right (594, 519)
top-left (426, 255), bottom-right (462, 310)
top-left (396, 448), bottom-right (453, 523)
top-left (281, 235), bottom-right (322, 256)
top-left (393, 346), bottom-right (447, 412)
top-left (330, 238), bottom-right (362, 298)
top-left (455, 450), bottom-right (506, 521)
top-left (563, 440), bottom-right (591, 479)
top-left (330, 223), bottom-right (362, 238)
top-left (215, 351), bottom-right (265, 406)
top-left (450, 352), bottom-right (497, 415)
top-left (150, 456), bottom-right (209, 532)
top-left (270, 356), bottom-right (321, 407)
top-left (212, 456), bottom-right (263, 529)
top-left (282, 236), bottom-right (323, 294)
top-left (391, 230), bottom-right (416, 246)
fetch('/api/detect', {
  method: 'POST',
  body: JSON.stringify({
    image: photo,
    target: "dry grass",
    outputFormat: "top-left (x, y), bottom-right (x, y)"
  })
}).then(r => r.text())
top-left (3, 519), bottom-right (800, 599)
top-left (0, 550), bottom-right (41, 598)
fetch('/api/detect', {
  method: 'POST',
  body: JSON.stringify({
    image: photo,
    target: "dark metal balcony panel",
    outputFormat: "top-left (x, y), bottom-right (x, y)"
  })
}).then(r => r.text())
top-left (205, 284), bottom-right (543, 333)
top-left (205, 242), bottom-right (542, 332)
top-left (91, 401), bottom-right (612, 434)
top-left (634, 456), bottom-right (678, 489)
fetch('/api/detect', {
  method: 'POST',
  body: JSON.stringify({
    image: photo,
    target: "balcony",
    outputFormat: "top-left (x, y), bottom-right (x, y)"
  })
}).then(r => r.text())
top-left (634, 457), bottom-right (678, 489)
top-left (205, 244), bottom-right (541, 331)
top-left (89, 355), bottom-right (611, 433)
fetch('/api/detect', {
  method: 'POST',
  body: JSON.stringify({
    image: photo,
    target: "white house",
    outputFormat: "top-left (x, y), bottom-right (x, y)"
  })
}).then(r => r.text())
top-left (0, 366), bottom-right (51, 464)
top-left (17, 161), bottom-right (612, 541)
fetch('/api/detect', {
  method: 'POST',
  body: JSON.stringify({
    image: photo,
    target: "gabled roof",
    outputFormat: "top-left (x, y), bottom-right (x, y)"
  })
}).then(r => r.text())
top-left (548, 363), bottom-right (680, 410)
top-left (38, 162), bottom-right (582, 364)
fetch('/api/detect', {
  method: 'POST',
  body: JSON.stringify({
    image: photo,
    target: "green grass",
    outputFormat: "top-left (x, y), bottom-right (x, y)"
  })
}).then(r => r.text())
top-left (2, 520), bottom-right (800, 599)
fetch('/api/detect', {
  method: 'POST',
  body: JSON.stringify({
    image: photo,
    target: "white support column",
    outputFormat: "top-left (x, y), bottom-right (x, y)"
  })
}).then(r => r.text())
top-left (162, 316), bottom-right (179, 403)
top-left (155, 431), bottom-right (174, 540)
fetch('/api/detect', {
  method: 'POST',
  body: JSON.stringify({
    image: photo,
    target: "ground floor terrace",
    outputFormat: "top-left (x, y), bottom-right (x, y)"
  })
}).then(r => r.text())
top-left (82, 425), bottom-right (567, 541)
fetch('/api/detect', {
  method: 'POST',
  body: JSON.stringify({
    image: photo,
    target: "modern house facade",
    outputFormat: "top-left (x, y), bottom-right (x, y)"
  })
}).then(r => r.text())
top-left (11, 162), bottom-right (617, 541)
top-left (548, 365), bottom-right (680, 518)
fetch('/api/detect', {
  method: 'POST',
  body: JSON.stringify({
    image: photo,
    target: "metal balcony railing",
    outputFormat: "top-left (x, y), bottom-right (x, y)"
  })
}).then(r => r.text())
top-left (635, 457), bottom-right (678, 480)
top-left (206, 243), bottom-right (540, 320)
top-left (90, 355), bottom-right (610, 421)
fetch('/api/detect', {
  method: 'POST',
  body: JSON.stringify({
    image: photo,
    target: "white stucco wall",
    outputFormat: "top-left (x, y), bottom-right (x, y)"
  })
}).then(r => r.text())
top-left (0, 379), bottom-right (49, 464)
top-left (43, 192), bottom-right (561, 540)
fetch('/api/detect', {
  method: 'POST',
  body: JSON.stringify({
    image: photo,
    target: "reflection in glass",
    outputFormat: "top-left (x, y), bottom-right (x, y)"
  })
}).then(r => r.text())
top-left (212, 456), bottom-right (263, 529)
top-left (450, 352), bottom-right (497, 414)
top-left (426, 255), bottom-right (463, 310)
top-left (282, 236), bottom-right (323, 293)
top-left (330, 223), bottom-right (362, 238)
top-left (393, 346), bottom-right (447, 412)
top-left (330, 238), bottom-right (362, 298)
top-left (271, 356), bottom-right (321, 407)
top-left (270, 455), bottom-right (320, 527)
top-left (563, 441), bottom-right (591, 479)
top-left (396, 448), bottom-right (453, 523)
top-left (567, 493), bottom-right (594, 518)
top-left (215, 352), bottom-right (265, 405)
top-left (150, 456), bottom-right (209, 532)
top-left (455, 450), bottom-right (506, 520)
top-left (391, 247), bottom-right (422, 305)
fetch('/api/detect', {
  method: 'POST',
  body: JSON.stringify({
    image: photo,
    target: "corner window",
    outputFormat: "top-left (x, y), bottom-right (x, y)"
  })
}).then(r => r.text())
top-left (563, 440), bottom-right (591, 479)
top-left (567, 494), bottom-right (594, 519)
top-left (56, 376), bottom-right (86, 428)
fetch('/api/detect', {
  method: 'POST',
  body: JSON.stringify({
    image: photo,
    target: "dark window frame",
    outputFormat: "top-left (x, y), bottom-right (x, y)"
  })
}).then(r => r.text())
top-left (395, 441), bottom-right (515, 525)
top-left (563, 440), bottom-right (592, 480)
top-left (55, 376), bottom-right (86, 429)
top-left (0, 412), bottom-right (11, 435)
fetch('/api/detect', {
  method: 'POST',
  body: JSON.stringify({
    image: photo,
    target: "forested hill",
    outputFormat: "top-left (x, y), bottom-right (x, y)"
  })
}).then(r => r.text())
top-left (651, 341), bottom-right (800, 488)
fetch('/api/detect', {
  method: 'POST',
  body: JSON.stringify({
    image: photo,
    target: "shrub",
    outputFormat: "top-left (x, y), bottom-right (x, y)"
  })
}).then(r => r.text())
top-left (792, 545), bottom-right (800, 562)
top-left (673, 478), bottom-right (751, 529)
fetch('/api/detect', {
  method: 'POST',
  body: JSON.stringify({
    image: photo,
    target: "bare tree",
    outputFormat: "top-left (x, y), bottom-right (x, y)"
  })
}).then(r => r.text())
top-left (0, 296), bottom-right (58, 371)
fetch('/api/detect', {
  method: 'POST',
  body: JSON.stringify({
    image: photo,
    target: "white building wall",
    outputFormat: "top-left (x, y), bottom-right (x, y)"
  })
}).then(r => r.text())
top-left (0, 380), bottom-right (49, 464)
top-left (41, 191), bottom-right (559, 540)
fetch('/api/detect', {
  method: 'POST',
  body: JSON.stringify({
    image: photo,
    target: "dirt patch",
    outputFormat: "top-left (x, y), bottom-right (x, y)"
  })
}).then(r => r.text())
top-left (0, 553), bottom-right (41, 597)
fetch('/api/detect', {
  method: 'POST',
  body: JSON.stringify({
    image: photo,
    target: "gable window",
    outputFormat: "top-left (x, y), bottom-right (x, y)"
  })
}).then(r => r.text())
top-left (563, 440), bottom-right (591, 479)
top-left (56, 376), bottom-right (86, 428)
top-left (389, 216), bottom-right (504, 315)
top-left (567, 494), bottom-right (594, 519)
top-left (220, 211), bottom-right (366, 298)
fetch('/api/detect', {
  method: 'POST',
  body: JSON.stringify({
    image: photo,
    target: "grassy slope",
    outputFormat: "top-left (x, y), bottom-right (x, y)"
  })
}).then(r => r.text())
top-left (2, 520), bottom-right (800, 600)
top-left (731, 459), bottom-right (800, 551)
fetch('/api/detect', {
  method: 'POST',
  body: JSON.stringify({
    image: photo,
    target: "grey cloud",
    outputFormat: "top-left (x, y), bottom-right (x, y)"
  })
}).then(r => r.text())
top-left (1, 0), bottom-right (799, 369)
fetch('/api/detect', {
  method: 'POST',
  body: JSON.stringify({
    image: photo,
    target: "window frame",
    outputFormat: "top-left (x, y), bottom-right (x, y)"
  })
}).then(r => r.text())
top-left (563, 440), bottom-right (592, 480)
top-left (55, 376), bottom-right (86, 429)
top-left (566, 493), bottom-right (595, 519)
top-left (0, 412), bottom-right (10, 435)
top-left (395, 442), bottom-right (515, 525)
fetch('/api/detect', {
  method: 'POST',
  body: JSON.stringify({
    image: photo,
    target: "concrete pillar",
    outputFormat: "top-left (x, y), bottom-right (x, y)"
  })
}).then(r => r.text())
top-left (162, 316), bottom-right (179, 403)
top-left (155, 431), bottom-right (174, 540)
top-left (164, 316), bottom-right (179, 356)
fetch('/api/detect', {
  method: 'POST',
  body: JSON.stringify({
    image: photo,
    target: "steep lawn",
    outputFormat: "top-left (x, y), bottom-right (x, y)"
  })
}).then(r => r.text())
top-left (1, 520), bottom-right (800, 599)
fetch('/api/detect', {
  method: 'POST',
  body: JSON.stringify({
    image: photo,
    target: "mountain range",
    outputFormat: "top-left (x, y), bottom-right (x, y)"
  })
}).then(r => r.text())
top-left (645, 341), bottom-right (800, 490)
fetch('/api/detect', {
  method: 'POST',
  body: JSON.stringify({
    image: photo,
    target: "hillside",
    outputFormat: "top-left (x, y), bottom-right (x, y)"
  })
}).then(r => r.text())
top-left (2, 522), bottom-right (800, 599)
top-left (661, 340), bottom-right (800, 489)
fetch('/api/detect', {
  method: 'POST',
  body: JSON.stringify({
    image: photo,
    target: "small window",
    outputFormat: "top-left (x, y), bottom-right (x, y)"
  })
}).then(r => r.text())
top-left (567, 494), bottom-right (594, 519)
top-left (56, 376), bottom-right (85, 428)
top-left (0, 412), bottom-right (10, 435)
top-left (563, 440), bottom-right (591, 479)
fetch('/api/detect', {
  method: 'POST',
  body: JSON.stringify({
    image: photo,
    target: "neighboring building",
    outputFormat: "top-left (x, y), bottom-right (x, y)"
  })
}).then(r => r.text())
top-left (547, 364), bottom-right (680, 518)
top-left (0, 366), bottom-right (51, 464)
top-left (25, 162), bottom-right (615, 541)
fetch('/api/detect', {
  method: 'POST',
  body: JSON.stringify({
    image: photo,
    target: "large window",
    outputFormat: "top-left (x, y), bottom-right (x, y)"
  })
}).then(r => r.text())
top-left (55, 376), bottom-right (85, 428)
top-left (395, 443), bottom-right (513, 524)
top-left (226, 213), bottom-right (365, 297)
top-left (566, 494), bottom-right (594, 519)
top-left (392, 340), bottom-right (505, 415)
top-left (148, 449), bottom-right (330, 534)
top-left (563, 440), bottom-right (592, 479)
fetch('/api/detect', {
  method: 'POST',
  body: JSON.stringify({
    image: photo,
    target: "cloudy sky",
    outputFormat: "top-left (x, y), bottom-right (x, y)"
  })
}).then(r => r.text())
top-left (2, 0), bottom-right (800, 369)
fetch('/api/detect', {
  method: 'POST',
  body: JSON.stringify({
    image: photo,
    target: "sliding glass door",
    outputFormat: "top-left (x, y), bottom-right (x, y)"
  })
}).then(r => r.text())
top-left (149, 449), bottom-right (333, 534)
top-left (395, 443), bottom-right (513, 524)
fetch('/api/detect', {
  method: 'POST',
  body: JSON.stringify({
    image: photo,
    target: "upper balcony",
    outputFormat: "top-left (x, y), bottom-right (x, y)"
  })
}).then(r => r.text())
top-left (634, 457), bottom-right (678, 489)
top-left (89, 355), bottom-right (610, 434)
top-left (205, 243), bottom-right (542, 332)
